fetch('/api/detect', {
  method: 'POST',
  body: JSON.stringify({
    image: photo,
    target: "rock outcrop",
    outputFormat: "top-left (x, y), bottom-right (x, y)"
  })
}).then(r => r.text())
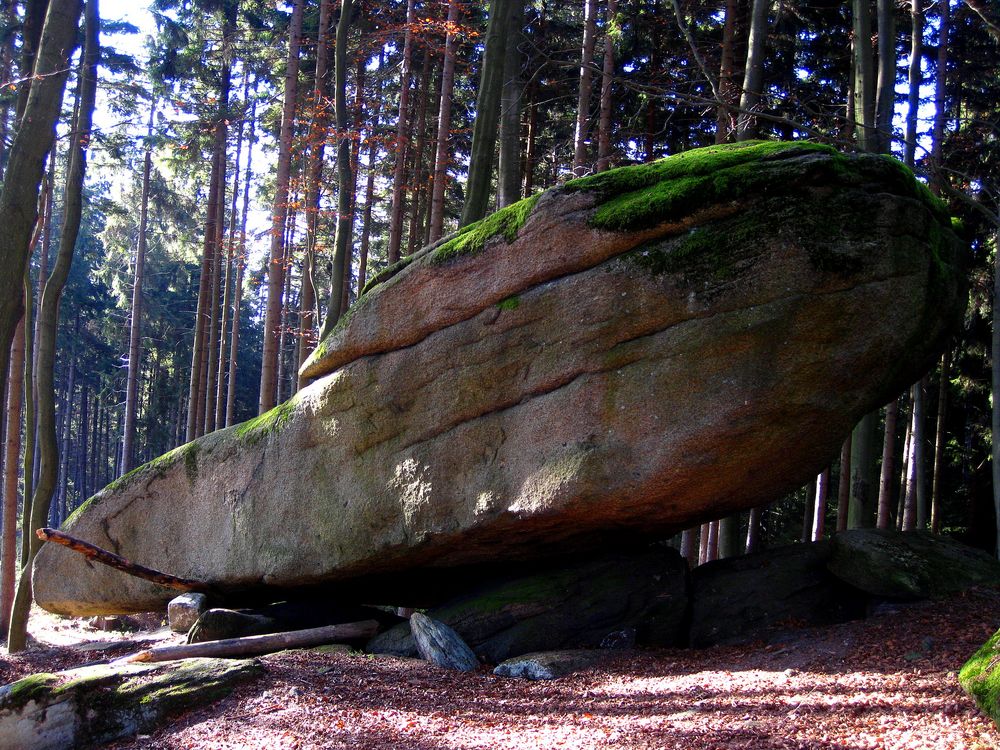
top-left (33, 141), bottom-right (966, 615)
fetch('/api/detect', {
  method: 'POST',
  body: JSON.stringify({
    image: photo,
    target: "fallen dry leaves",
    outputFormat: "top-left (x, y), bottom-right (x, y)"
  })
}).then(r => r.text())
top-left (2, 590), bottom-right (998, 749)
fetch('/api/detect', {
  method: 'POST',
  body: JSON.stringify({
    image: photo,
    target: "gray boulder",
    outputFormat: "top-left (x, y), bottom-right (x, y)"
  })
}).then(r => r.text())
top-left (493, 650), bottom-right (611, 680)
top-left (168, 592), bottom-right (208, 633)
top-left (827, 529), bottom-right (1000, 599)
top-left (368, 549), bottom-right (688, 662)
top-left (409, 613), bottom-right (479, 672)
top-left (689, 541), bottom-right (867, 647)
top-left (33, 142), bottom-right (965, 615)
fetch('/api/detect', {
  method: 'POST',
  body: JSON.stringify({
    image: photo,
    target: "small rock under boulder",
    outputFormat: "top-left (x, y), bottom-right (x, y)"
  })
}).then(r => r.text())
top-left (494, 650), bottom-right (612, 680)
top-left (827, 529), bottom-right (1000, 600)
top-left (409, 613), bottom-right (479, 672)
top-left (168, 592), bottom-right (208, 634)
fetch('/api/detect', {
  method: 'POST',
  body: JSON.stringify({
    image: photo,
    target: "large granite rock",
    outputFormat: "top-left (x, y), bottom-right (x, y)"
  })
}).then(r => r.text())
top-left (33, 141), bottom-right (965, 615)
top-left (367, 549), bottom-right (689, 662)
top-left (827, 529), bottom-right (1000, 599)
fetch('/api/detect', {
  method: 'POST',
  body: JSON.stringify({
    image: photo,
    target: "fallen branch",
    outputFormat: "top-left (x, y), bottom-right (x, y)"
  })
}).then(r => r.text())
top-left (37, 528), bottom-right (212, 593)
top-left (119, 620), bottom-right (380, 663)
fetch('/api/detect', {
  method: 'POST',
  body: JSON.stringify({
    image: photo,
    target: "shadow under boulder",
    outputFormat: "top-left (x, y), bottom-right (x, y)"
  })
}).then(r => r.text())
top-left (368, 548), bottom-right (689, 663)
top-left (689, 540), bottom-right (867, 648)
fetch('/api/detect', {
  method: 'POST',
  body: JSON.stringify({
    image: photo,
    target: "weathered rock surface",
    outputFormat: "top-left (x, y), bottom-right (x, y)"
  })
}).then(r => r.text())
top-left (367, 549), bottom-right (688, 661)
top-left (409, 613), bottom-right (480, 672)
top-left (960, 628), bottom-right (1000, 728)
top-left (168, 592), bottom-right (208, 633)
top-left (33, 141), bottom-right (966, 615)
top-left (0, 658), bottom-right (260, 750)
top-left (689, 541), bottom-right (867, 647)
top-left (827, 529), bottom-right (1000, 599)
top-left (493, 650), bottom-right (612, 680)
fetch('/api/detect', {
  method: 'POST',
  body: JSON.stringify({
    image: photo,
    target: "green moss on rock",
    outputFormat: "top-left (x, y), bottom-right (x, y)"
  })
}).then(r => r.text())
top-left (960, 628), bottom-right (1000, 727)
top-left (235, 395), bottom-right (300, 445)
top-left (0, 673), bottom-right (61, 710)
top-left (430, 193), bottom-right (540, 264)
top-left (496, 295), bottom-right (520, 311)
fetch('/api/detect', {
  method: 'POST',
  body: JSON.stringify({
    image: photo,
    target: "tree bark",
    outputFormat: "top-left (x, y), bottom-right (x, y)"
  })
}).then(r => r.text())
top-left (813, 469), bottom-right (829, 541)
top-left (460, 0), bottom-right (516, 226)
top-left (874, 0), bottom-right (896, 154)
top-left (9, 0), bottom-right (96, 652)
top-left (387, 0), bottom-right (416, 262)
top-left (124, 620), bottom-right (380, 664)
top-left (0, 311), bottom-right (26, 637)
top-left (876, 397), bottom-right (898, 529)
top-left (852, 0), bottom-right (876, 151)
top-left (498, 0), bottom-right (524, 207)
top-left (596, 0), bottom-right (617, 171)
top-left (903, 0), bottom-right (923, 165)
top-left (903, 377), bottom-right (928, 529)
top-left (994, 227), bottom-right (1000, 558)
top-left (836, 434), bottom-right (852, 532)
top-left (848, 412), bottom-right (877, 528)
top-left (319, 0), bottom-right (355, 338)
top-left (745, 506), bottom-right (763, 553)
top-left (428, 0), bottom-right (461, 242)
top-left (930, 350), bottom-right (950, 533)
top-left (715, 0), bottom-right (739, 143)
top-left (121, 104), bottom-right (154, 474)
top-left (572, 0), bottom-right (598, 175)
top-left (736, 0), bottom-right (769, 140)
top-left (259, 0), bottom-right (303, 414)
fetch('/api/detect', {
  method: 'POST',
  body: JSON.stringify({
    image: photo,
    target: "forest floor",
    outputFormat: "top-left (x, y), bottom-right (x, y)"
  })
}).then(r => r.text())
top-left (0, 589), bottom-right (998, 750)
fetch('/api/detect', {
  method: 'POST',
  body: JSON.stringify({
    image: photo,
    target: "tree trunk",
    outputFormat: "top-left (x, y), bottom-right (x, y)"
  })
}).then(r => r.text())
top-left (874, 0), bottom-right (897, 154)
top-left (903, 0), bottom-right (923, 164)
top-left (572, 0), bottom-right (598, 175)
top-left (813, 469), bottom-right (829, 541)
top-left (715, 0), bottom-right (739, 143)
top-left (0, 312), bottom-right (25, 637)
top-left (994, 227), bottom-right (1000, 558)
top-left (319, 0), bottom-right (355, 337)
top-left (460, 0), bottom-right (516, 227)
top-left (387, 0), bottom-right (416, 262)
top-left (736, 0), bottom-right (769, 140)
top-left (698, 522), bottom-right (710, 565)
top-left (596, 0), bottom-right (617, 170)
top-left (0, 0), bottom-right (81, 423)
top-left (406, 58), bottom-right (434, 251)
top-left (836, 434), bottom-right (852, 532)
top-left (897, 399), bottom-right (912, 529)
top-left (745, 506), bottom-right (763, 553)
top-left (717, 514), bottom-right (741, 559)
top-left (121, 104), bottom-right (154, 474)
top-left (903, 377), bottom-right (928, 529)
top-left (428, 0), bottom-right (461, 242)
top-left (930, 0), bottom-right (948, 185)
top-left (801, 483), bottom-right (816, 543)
top-left (876, 397), bottom-right (899, 528)
top-left (523, 80), bottom-right (537, 195)
top-left (498, 0), bottom-right (524, 207)
top-left (848, 412), bottom-right (877, 528)
top-left (226, 95), bottom-right (255, 428)
top-left (852, 0), bottom-right (876, 151)
top-left (259, 0), bottom-right (303, 415)
top-left (679, 528), bottom-right (697, 567)
top-left (930, 349), bottom-right (950, 533)
top-left (9, 0), bottom-right (97, 652)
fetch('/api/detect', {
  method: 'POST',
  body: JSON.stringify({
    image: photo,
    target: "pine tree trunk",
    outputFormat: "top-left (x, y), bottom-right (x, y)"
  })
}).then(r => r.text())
top-left (698, 522), bottom-right (710, 564)
top-left (852, 0), bottom-right (876, 151)
top-left (407, 59), bottom-right (434, 250)
top-left (848, 412), bottom-right (877, 528)
top-left (460, 0), bottom-right (516, 226)
top-left (876, 397), bottom-right (899, 529)
top-left (498, 0), bottom-right (524, 206)
top-left (897, 399), bottom-right (912, 529)
top-left (715, 0), bottom-right (739, 143)
top-left (836, 434), bottom-right (852, 532)
top-left (387, 0), bottom-right (416, 262)
top-left (813, 469), bottom-right (829, 541)
top-left (679, 528), bottom-right (697, 567)
top-left (226, 96), bottom-right (255, 427)
top-left (903, 0), bottom-right (923, 165)
top-left (121, 105), bottom-right (154, 474)
top-left (801, 483), bottom-right (816, 543)
top-left (0, 312), bottom-right (25, 637)
top-left (319, 0), bottom-right (355, 336)
top-left (9, 0), bottom-right (97, 652)
top-left (717, 514), bottom-right (741, 559)
top-left (428, 0), bottom-right (460, 242)
top-left (259, 0), bottom-right (303, 414)
top-left (930, 350), bottom-right (950, 533)
top-left (523, 81), bottom-right (537, 195)
top-left (572, 0), bottom-right (597, 175)
top-left (596, 0), bottom-right (617, 171)
top-left (993, 227), bottom-right (1000, 558)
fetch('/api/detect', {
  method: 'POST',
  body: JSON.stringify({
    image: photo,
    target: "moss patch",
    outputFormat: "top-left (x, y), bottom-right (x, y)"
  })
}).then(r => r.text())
top-left (0, 672), bottom-right (61, 710)
top-left (234, 395), bottom-right (300, 445)
top-left (496, 295), bottom-right (520, 311)
top-left (430, 193), bottom-right (540, 265)
top-left (960, 628), bottom-right (1000, 727)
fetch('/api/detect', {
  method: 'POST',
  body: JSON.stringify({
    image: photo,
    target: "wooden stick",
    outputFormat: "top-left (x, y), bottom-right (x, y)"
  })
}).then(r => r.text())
top-left (37, 528), bottom-right (212, 593)
top-left (120, 620), bottom-right (380, 663)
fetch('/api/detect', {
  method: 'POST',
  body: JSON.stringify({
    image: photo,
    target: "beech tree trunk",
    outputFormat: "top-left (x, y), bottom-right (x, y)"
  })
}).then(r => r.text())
top-left (572, 0), bottom-right (598, 175)
top-left (9, 0), bottom-right (97, 652)
top-left (259, 0), bottom-right (303, 414)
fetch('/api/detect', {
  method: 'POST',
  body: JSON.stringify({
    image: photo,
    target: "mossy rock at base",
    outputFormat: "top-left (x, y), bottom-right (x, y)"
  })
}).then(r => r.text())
top-left (0, 657), bottom-right (261, 749)
top-left (960, 628), bottom-right (1000, 727)
top-left (827, 529), bottom-right (1000, 600)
